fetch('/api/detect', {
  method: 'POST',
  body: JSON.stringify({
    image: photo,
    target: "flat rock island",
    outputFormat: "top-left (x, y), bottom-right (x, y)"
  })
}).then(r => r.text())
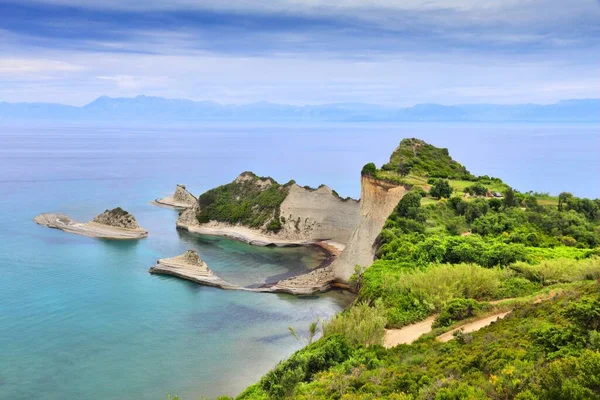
top-left (149, 250), bottom-right (238, 289)
top-left (34, 207), bottom-right (148, 239)
top-left (154, 184), bottom-right (197, 209)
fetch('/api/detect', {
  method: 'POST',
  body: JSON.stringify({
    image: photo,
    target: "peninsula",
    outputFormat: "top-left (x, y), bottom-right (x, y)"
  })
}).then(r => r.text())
top-left (176, 172), bottom-right (359, 248)
top-left (34, 207), bottom-right (148, 239)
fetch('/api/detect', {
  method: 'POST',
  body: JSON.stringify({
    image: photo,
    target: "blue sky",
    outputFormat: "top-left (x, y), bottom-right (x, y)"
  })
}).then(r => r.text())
top-left (1, 0), bottom-right (599, 106)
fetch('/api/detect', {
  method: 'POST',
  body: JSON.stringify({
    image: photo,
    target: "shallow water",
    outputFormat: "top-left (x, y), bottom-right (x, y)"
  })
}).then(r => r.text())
top-left (0, 123), bottom-right (597, 399)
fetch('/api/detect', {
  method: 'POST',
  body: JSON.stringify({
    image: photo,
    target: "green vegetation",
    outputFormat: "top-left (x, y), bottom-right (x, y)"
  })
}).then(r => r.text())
top-left (219, 139), bottom-right (600, 400)
top-left (196, 172), bottom-right (292, 232)
top-left (429, 179), bottom-right (453, 199)
top-left (236, 283), bottom-right (600, 399)
top-left (381, 138), bottom-right (473, 180)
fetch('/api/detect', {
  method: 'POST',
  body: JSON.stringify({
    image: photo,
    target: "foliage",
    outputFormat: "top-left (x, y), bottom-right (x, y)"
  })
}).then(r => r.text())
top-left (196, 172), bottom-right (290, 231)
top-left (464, 182), bottom-right (489, 196)
top-left (361, 162), bottom-right (377, 176)
top-left (433, 298), bottom-right (487, 328)
top-left (429, 179), bottom-right (453, 199)
top-left (238, 284), bottom-right (600, 400)
top-left (237, 335), bottom-right (353, 399)
top-left (323, 302), bottom-right (388, 347)
top-left (381, 138), bottom-right (474, 180)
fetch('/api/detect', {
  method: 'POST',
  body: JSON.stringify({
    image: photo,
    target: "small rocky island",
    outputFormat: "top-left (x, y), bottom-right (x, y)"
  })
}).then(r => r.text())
top-left (149, 250), bottom-right (336, 294)
top-left (149, 250), bottom-right (238, 289)
top-left (154, 184), bottom-right (197, 209)
top-left (34, 207), bottom-right (148, 239)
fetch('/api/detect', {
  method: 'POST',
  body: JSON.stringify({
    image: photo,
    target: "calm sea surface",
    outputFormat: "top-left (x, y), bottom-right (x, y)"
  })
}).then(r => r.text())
top-left (0, 123), bottom-right (598, 399)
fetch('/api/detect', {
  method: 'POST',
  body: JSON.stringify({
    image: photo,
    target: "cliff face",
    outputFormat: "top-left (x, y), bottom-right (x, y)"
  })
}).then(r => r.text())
top-left (332, 176), bottom-right (408, 282)
top-left (278, 184), bottom-right (359, 243)
top-left (177, 172), bottom-right (360, 246)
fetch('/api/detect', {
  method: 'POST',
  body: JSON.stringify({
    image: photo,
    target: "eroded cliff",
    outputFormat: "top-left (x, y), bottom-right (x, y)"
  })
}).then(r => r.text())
top-left (331, 176), bottom-right (408, 282)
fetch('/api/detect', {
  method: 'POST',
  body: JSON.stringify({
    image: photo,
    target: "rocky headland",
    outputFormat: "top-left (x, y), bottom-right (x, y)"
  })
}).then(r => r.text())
top-left (34, 208), bottom-right (148, 239)
top-left (154, 184), bottom-right (197, 209)
top-left (176, 172), bottom-right (360, 248)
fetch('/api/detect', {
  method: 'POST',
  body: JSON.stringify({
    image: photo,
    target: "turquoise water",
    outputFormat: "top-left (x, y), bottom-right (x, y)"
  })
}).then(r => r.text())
top-left (0, 123), bottom-right (598, 399)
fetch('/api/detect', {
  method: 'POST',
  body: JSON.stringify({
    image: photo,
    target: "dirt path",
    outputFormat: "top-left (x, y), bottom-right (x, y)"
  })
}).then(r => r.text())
top-left (436, 311), bottom-right (511, 342)
top-left (383, 316), bottom-right (436, 348)
top-left (384, 311), bottom-right (512, 348)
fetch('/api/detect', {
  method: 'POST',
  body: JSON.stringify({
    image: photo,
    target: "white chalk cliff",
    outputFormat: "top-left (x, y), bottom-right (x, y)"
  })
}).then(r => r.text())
top-left (331, 176), bottom-right (408, 283)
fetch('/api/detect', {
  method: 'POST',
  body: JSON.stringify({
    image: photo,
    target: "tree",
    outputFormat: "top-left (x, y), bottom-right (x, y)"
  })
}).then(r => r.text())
top-left (395, 191), bottom-right (422, 219)
top-left (397, 162), bottom-right (411, 177)
top-left (503, 188), bottom-right (517, 208)
top-left (361, 162), bottom-right (377, 176)
top-left (430, 179), bottom-right (453, 199)
top-left (558, 192), bottom-right (573, 211)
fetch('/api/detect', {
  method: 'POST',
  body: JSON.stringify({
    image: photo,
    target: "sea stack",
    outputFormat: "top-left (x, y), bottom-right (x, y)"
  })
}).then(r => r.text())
top-left (34, 207), bottom-right (148, 239)
top-left (154, 184), bottom-right (197, 209)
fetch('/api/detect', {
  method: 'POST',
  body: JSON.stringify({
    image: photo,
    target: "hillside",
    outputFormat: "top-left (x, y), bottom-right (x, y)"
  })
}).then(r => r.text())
top-left (215, 138), bottom-right (600, 400)
top-left (176, 172), bottom-right (360, 245)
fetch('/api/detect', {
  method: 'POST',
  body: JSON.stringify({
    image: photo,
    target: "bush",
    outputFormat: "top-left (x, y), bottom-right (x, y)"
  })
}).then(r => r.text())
top-left (251, 335), bottom-right (353, 399)
top-left (323, 302), bottom-right (388, 347)
top-left (510, 257), bottom-right (600, 286)
top-left (433, 298), bottom-right (486, 328)
top-left (361, 162), bottom-right (377, 176)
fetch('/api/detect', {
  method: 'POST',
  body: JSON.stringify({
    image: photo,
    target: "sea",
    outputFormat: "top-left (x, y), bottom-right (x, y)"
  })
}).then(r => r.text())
top-left (0, 122), bottom-right (598, 399)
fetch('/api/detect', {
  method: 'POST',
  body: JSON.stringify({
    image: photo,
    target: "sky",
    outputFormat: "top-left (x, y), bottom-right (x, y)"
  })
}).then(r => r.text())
top-left (0, 0), bottom-right (599, 106)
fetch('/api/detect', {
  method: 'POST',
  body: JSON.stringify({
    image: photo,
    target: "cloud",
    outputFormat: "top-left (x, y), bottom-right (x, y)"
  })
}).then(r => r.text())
top-left (0, 58), bottom-right (82, 74)
top-left (0, 0), bottom-right (598, 105)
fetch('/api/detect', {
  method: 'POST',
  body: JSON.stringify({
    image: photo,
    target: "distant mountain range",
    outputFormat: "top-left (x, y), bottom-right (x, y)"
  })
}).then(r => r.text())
top-left (0, 96), bottom-right (598, 123)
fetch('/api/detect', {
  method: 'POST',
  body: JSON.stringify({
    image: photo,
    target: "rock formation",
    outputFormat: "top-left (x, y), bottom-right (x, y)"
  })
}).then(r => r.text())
top-left (92, 207), bottom-right (141, 229)
top-left (154, 184), bottom-right (197, 209)
top-left (331, 176), bottom-right (408, 282)
top-left (34, 208), bottom-right (148, 239)
top-left (149, 250), bottom-right (238, 289)
top-left (176, 172), bottom-right (360, 247)
top-left (149, 250), bottom-right (334, 294)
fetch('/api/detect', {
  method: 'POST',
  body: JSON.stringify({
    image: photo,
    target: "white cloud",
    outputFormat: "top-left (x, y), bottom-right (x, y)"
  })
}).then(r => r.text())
top-left (0, 58), bottom-right (83, 75)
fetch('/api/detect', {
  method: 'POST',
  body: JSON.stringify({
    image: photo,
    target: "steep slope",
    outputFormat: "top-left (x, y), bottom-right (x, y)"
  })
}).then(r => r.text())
top-left (177, 172), bottom-right (360, 246)
top-left (331, 176), bottom-right (408, 282)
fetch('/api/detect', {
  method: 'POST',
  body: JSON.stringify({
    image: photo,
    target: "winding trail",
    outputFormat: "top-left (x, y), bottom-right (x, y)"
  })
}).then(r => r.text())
top-left (383, 316), bottom-right (436, 347)
top-left (383, 311), bottom-right (511, 348)
top-left (436, 311), bottom-right (511, 343)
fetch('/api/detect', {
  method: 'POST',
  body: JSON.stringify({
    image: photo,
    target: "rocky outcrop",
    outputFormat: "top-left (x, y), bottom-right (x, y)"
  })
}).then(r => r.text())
top-left (34, 209), bottom-right (148, 240)
top-left (154, 184), bottom-right (197, 209)
top-left (176, 173), bottom-right (360, 247)
top-left (331, 176), bottom-right (408, 282)
top-left (92, 207), bottom-right (141, 229)
top-left (149, 250), bottom-right (238, 289)
top-left (149, 250), bottom-right (335, 294)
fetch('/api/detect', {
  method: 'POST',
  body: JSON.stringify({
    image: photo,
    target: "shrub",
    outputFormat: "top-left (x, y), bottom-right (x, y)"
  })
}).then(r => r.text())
top-left (361, 162), bottom-right (377, 176)
top-left (510, 257), bottom-right (600, 286)
top-left (433, 298), bottom-right (486, 328)
top-left (323, 302), bottom-right (388, 347)
top-left (430, 179), bottom-right (453, 199)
